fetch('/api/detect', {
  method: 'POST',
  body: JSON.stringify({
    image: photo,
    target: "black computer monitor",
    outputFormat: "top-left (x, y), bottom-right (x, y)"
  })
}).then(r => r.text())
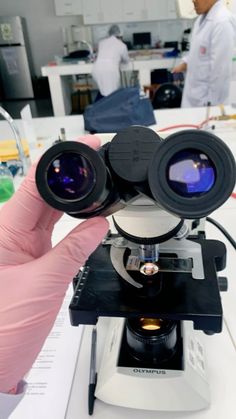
top-left (133, 32), bottom-right (151, 48)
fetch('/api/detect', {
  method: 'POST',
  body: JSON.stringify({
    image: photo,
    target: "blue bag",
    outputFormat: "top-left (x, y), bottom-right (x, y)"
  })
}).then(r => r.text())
top-left (83, 87), bottom-right (156, 133)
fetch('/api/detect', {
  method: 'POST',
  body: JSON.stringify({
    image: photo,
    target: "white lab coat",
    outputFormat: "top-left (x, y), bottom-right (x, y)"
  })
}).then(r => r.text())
top-left (181, 0), bottom-right (236, 108)
top-left (92, 36), bottom-right (129, 96)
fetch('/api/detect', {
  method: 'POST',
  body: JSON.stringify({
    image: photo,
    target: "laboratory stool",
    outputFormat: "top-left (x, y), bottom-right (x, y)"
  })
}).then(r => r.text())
top-left (143, 84), bottom-right (161, 101)
top-left (71, 83), bottom-right (93, 114)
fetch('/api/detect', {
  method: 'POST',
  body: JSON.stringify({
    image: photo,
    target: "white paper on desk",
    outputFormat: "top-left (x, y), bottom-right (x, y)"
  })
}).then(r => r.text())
top-left (9, 286), bottom-right (84, 419)
top-left (20, 104), bottom-right (37, 146)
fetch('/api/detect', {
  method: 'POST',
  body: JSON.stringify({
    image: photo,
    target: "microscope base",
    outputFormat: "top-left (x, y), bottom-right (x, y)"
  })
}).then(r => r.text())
top-left (95, 318), bottom-right (210, 411)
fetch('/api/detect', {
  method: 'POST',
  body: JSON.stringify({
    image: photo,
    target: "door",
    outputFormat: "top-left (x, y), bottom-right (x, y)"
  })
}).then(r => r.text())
top-left (0, 46), bottom-right (34, 99)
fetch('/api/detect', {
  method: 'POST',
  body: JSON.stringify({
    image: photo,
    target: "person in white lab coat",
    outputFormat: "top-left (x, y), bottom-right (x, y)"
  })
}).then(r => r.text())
top-left (172, 0), bottom-right (236, 108)
top-left (92, 24), bottom-right (129, 98)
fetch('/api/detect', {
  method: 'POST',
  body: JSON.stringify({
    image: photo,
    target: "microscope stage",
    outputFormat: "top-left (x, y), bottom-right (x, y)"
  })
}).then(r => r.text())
top-left (69, 237), bottom-right (225, 334)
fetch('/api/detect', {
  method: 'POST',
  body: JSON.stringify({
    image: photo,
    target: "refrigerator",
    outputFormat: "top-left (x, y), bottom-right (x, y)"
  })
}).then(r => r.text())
top-left (0, 16), bottom-right (34, 99)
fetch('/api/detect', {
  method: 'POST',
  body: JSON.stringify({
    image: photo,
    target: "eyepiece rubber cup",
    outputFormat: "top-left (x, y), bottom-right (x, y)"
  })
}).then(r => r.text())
top-left (36, 141), bottom-right (107, 213)
top-left (148, 130), bottom-right (236, 219)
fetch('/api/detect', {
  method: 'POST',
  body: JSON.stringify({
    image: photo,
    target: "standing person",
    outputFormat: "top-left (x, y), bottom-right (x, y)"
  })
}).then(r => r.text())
top-left (172, 0), bottom-right (236, 108)
top-left (92, 24), bottom-right (129, 99)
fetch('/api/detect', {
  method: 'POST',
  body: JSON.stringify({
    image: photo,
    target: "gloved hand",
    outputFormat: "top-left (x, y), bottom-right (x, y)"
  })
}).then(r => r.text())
top-left (0, 136), bottom-right (109, 394)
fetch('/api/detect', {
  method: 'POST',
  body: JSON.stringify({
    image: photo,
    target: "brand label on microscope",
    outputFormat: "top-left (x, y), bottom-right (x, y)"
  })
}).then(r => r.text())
top-left (118, 367), bottom-right (182, 378)
top-left (133, 369), bottom-right (166, 375)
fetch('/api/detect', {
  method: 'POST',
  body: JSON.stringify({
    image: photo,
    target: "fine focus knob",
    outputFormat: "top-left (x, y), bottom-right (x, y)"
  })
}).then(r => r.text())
top-left (218, 276), bottom-right (228, 292)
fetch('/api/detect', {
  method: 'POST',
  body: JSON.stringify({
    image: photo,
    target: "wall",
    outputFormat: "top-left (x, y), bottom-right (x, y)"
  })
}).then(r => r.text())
top-left (1, 0), bottom-right (234, 78)
top-left (0, 0), bottom-right (196, 77)
top-left (92, 20), bottom-right (194, 50)
top-left (0, 0), bottom-right (80, 76)
top-left (231, 0), bottom-right (236, 12)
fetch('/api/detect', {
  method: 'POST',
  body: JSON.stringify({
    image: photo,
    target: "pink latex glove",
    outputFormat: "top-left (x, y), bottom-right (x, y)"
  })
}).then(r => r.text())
top-left (0, 136), bottom-right (109, 393)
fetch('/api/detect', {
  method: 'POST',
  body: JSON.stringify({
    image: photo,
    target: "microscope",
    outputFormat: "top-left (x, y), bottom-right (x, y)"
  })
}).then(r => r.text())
top-left (35, 126), bottom-right (236, 412)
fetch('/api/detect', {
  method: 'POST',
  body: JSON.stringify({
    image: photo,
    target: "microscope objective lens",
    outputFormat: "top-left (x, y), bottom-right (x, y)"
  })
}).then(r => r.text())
top-left (139, 244), bottom-right (159, 263)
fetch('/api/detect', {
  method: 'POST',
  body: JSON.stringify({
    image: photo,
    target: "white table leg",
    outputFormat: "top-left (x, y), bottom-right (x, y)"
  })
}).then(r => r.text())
top-left (138, 69), bottom-right (151, 87)
top-left (48, 75), bottom-right (72, 116)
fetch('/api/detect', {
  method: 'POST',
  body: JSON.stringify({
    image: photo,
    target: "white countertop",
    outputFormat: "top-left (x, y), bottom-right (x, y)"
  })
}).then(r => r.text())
top-left (41, 55), bottom-right (181, 116)
top-left (41, 57), bottom-right (180, 77)
top-left (1, 105), bottom-right (235, 145)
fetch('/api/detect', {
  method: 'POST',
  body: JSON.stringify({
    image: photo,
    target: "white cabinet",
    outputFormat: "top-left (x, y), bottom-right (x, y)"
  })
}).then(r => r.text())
top-left (82, 0), bottom-right (123, 24)
top-left (123, 0), bottom-right (147, 22)
top-left (100, 0), bottom-right (123, 23)
top-left (54, 0), bottom-right (178, 21)
top-left (123, 0), bottom-right (178, 22)
top-left (144, 0), bottom-right (168, 21)
top-left (82, 0), bottom-right (102, 24)
top-left (54, 0), bottom-right (82, 16)
top-left (72, 0), bottom-right (83, 15)
top-left (167, 0), bottom-right (178, 19)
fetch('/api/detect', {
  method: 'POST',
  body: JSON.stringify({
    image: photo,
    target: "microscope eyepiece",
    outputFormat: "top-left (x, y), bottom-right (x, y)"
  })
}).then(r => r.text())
top-left (148, 130), bottom-right (236, 219)
top-left (36, 141), bottom-right (110, 215)
top-left (36, 128), bottom-right (236, 220)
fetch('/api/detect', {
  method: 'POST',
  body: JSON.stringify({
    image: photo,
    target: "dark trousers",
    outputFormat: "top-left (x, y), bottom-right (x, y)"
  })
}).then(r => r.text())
top-left (95, 91), bottom-right (104, 102)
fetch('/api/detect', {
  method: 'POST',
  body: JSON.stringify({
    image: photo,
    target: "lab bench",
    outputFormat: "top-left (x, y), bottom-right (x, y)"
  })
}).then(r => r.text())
top-left (41, 57), bottom-right (181, 117)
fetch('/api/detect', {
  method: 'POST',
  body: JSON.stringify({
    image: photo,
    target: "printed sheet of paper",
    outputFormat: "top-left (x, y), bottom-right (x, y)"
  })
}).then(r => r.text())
top-left (9, 286), bottom-right (84, 419)
top-left (20, 104), bottom-right (37, 146)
